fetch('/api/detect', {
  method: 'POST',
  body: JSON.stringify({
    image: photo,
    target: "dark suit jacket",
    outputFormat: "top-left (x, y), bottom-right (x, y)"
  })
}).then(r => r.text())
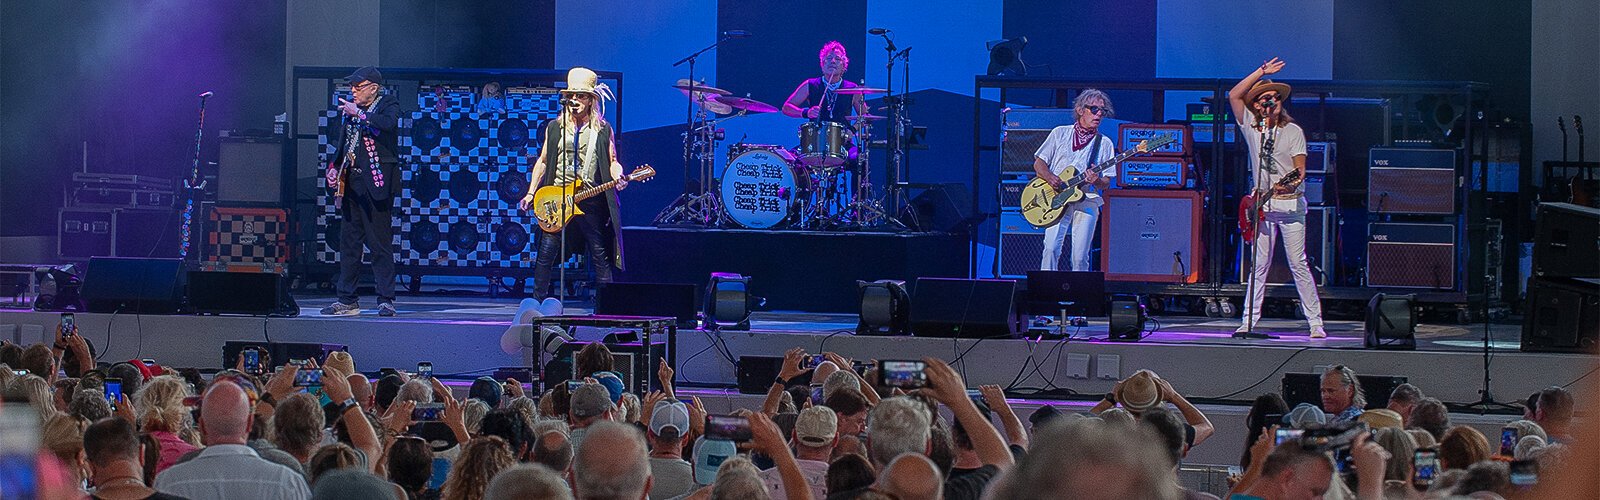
top-left (331, 96), bottom-right (402, 200)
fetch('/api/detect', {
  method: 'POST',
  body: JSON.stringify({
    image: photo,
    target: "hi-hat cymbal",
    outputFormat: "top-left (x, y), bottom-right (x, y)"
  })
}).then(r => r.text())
top-left (717, 96), bottom-right (780, 114)
top-left (671, 79), bottom-right (731, 96)
top-left (833, 87), bottom-right (888, 95)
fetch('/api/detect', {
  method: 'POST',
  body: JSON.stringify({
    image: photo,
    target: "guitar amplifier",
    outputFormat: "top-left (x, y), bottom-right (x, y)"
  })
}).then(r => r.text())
top-left (1117, 123), bottom-right (1191, 157)
top-left (1119, 158), bottom-right (1188, 189)
top-left (1001, 108), bottom-right (1075, 174)
top-left (998, 211), bottom-right (1046, 278)
top-left (1101, 190), bottom-right (1203, 283)
top-left (203, 205), bottom-right (289, 271)
top-left (1367, 222), bottom-right (1457, 289)
top-left (1368, 147), bottom-right (1457, 214)
top-left (1239, 207), bottom-right (1334, 286)
top-left (1303, 175), bottom-right (1327, 205)
top-left (1305, 142), bottom-right (1335, 175)
top-left (999, 179), bottom-right (1030, 211)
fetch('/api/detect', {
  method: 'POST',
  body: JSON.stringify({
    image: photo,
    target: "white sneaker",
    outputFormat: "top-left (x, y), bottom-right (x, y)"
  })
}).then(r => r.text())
top-left (1235, 324), bottom-right (1255, 334)
top-left (1310, 326), bottom-right (1327, 338)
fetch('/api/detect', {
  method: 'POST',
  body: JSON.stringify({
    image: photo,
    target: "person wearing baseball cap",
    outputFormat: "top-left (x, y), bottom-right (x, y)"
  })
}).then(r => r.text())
top-left (758, 405), bottom-right (836, 499)
top-left (1229, 56), bottom-right (1326, 339)
top-left (519, 67), bottom-right (631, 300)
top-left (647, 400), bottom-right (695, 498)
top-left (321, 65), bottom-right (404, 318)
top-left (567, 382), bottom-right (617, 452)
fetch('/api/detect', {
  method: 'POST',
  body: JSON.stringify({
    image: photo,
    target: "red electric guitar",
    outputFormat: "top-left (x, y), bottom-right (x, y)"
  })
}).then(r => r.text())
top-left (1239, 169), bottom-right (1301, 244)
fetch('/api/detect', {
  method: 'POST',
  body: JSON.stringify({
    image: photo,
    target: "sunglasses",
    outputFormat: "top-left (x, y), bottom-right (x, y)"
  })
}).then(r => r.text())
top-left (1084, 105), bottom-right (1109, 116)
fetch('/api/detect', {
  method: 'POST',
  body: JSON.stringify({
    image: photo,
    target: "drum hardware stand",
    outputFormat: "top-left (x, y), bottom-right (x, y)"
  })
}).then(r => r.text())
top-left (655, 34), bottom-right (742, 227)
top-left (876, 31), bottom-right (916, 231)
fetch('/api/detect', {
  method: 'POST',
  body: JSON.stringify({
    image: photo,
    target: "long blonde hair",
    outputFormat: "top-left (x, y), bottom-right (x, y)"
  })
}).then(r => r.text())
top-left (441, 436), bottom-right (516, 500)
top-left (137, 375), bottom-right (193, 436)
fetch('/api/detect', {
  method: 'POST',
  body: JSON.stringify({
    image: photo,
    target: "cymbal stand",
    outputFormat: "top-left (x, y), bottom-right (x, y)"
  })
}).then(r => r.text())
top-left (655, 35), bottom-right (739, 226)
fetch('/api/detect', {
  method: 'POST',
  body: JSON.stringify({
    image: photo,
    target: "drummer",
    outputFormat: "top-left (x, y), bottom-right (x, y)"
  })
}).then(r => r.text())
top-left (782, 41), bottom-right (870, 124)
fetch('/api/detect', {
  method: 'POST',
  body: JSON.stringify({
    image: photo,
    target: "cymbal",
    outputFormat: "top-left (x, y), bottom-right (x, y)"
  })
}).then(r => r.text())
top-left (847, 114), bottom-right (886, 121)
top-left (717, 96), bottom-right (780, 114)
top-left (833, 87), bottom-right (888, 95)
top-left (675, 80), bottom-right (734, 114)
top-left (671, 79), bottom-right (731, 96)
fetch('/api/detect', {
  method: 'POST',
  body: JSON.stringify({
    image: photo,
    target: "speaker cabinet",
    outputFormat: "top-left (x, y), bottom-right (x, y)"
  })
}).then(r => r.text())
top-left (217, 137), bottom-right (284, 205)
top-left (736, 355), bottom-right (815, 395)
top-left (1366, 223), bottom-right (1456, 289)
top-left (1108, 298), bottom-right (1146, 341)
top-left (1367, 148), bottom-right (1457, 215)
top-left (910, 278), bottom-right (1021, 338)
top-left (1239, 207), bottom-right (1334, 286)
top-left (596, 282), bottom-right (699, 328)
top-left (1101, 190), bottom-right (1202, 283)
top-left (1002, 108), bottom-right (1075, 174)
top-left (1364, 293), bottom-right (1417, 350)
top-left (82, 257), bottom-right (185, 314)
top-left (904, 183), bottom-right (978, 234)
top-left (187, 270), bottom-right (299, 316)
top-left (998, 212), bottom-right (1045, 279)
top-left (544, 341), bottom-right (666, 395)
top-left (1533, 203), bottom-right (1600, 280)
top-left (1521, 277), bottom-right (1600, 354)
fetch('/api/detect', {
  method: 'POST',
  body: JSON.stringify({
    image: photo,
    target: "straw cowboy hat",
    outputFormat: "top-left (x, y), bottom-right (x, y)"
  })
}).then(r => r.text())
top-left (1246, 79), bottom-right (1292, 105)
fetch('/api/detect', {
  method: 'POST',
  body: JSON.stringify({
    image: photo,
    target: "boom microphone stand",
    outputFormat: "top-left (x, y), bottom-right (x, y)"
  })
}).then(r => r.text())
top-left (655, 31), bottom-right (746, 226)
top-left (1235, 127), bottom-right (1277, 340)
top-left (179, 91), bottom-right (213, 259)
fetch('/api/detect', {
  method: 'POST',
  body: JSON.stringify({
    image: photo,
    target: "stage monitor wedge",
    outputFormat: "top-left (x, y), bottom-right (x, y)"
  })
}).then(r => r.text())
top-left (910, 278), bottom-right (1021, 339)
top-left (82, 257), bottom-right (185, 314)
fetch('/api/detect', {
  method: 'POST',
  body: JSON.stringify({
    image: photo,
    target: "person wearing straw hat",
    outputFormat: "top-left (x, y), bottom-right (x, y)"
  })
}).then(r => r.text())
top-left (322, 66), bottom-right (403, 318)
top-left (1229, 57), bottom-right (1326, 339)
top-left (520, 67), bottom-right (628, 299)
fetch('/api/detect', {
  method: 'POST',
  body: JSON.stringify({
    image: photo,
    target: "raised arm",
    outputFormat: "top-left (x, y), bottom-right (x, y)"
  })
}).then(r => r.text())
top-left (979, 384), bottom-right (1028, 449)
top-left (1229, 57), bottom-right (1284, 125)
top-left (923, 358), bottom-right (1013, 467)
top-left (762, 348), bottom-right (808, 416)
top-left (1156, 377), bottom-right (1214, 447)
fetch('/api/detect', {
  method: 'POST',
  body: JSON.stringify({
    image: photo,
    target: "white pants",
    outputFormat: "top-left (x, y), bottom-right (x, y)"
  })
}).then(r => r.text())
top-left (1040, 202), bottom-right (1099, 271)
top-left (1242, 198), bottom-right (1324, 329)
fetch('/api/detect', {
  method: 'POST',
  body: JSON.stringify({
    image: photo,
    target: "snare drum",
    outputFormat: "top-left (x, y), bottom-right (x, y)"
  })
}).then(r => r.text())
top-left (720, 147), bottom-right (809, 229)
top-left (798, 121), bottom-right (852, 167)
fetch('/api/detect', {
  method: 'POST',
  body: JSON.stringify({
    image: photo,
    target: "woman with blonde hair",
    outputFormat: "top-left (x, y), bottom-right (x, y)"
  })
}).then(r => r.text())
top-left (441, 436), bottom-right (516, 500)
top-left (5, 374), bottom-right (59, 423)
top-left (136, 374), bottom-right (199, 474)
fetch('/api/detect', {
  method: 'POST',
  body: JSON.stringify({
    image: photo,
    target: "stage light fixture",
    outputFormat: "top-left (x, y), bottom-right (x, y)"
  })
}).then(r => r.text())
top-left (705, 273), bottom-right (758, 330)
top-left (856, 280), bottom-right (910, 336)
top-left (1364, 293), bottom-right (1417, 350)
top-left (986, 37), bottom-right (1029, 76)
top-left (32, 264), bottom-right (83, 312)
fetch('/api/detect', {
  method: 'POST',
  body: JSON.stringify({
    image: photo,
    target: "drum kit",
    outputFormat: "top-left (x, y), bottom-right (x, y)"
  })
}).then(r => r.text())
top-left (653, 80), bottom-right (900, 230)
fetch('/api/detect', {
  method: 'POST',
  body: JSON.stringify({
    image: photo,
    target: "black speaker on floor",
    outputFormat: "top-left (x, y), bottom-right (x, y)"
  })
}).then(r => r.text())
top-left (1364, 293), bottom-right (1417, 350)
top-left (904, 183), bottom-right (979, 234)
top-left (1532, 203), bottom-right (1600, 280)
top-left (1108, 296), bottom-right (1146, 341)
top-left (81, 257), bottom-right (185, 314)
top-left (735, 355), bottom-right (815, 395)
top-left (910, 278), bottom-right (1021, 338)
top-left (1281, 372), bottom-right (1408, 410)
top-left (187, 271), bottom-right (299, 316)
top-left (596, 282), bottom-right (699, 328)
top-left (1521, 277), bottom-right (1600, 354)
top-left (222, 341), bottom-right (347, 371)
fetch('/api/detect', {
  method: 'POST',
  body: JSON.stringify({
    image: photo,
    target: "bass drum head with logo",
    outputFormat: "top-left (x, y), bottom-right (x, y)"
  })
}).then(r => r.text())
top-left (720, 148), bottom-right (802, 229)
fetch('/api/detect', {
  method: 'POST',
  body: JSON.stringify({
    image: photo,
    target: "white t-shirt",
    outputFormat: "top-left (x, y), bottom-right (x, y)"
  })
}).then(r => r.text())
top-left (1034, 125), bottom-right (1117, 206)
top-left (758, 458), bottom-right (829, 500)
top-left (1236, 118), bottom-right (1307, 195)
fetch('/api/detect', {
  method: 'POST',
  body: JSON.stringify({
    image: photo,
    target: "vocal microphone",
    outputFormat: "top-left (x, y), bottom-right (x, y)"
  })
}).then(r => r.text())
top-left (721, 30), bottom-right (751, 38)
top-left (198, 91), bottom-right (214, 98)
top-left (868, 27), bottom-right (890, 35)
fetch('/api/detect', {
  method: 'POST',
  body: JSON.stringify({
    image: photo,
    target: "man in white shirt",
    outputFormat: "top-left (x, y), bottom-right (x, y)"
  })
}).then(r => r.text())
top-left (154, 380), bottom-right (310, 500)
top-left (1229, 57), bottom-right (1326, 339)
top-left (760, 405), bottom-right (837, 499)
top-left (1032, 89), bottom-right (1118, 271)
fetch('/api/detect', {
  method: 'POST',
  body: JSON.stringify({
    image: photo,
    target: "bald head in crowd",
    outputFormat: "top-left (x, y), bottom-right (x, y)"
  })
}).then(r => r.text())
top-left (199, 381), bottom-right (253, 445)
top-left (574, 421), bottom-right (652, 500)
top-left (878, 453), bottom-right (943, 500)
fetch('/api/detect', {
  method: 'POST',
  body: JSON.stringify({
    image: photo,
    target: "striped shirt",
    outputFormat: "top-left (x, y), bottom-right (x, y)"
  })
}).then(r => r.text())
top-left (154, 444), bottom-right (310, 500)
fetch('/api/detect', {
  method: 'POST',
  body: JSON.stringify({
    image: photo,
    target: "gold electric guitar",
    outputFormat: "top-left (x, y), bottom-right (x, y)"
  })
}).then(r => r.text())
top-left (1019, 136), bottom-right (1174, 227)
top-left (530, 165), bottom-right (655, 233)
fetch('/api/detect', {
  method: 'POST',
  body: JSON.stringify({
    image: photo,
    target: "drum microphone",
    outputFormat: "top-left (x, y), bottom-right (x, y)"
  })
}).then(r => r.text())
top-left (868, 28), bottom-right (890, 35)
top-left (722, 30), bottom-right (751, 38)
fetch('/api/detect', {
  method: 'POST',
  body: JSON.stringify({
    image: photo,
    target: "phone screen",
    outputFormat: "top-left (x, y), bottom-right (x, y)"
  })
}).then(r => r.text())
top-left (411, 403), bottom-right (445, 421)
top-left (60, 313), bottom-right (75, 335)
top-left (1509, 459), bottom-right (1538, 486)
top-left (805, 355), bottom-right (825, 369)
top-left (1413, 449), bottom-right (1438, 488)
top-left (418, 362), bottom-right (433, 380)
top-left (1500, 426), bottom-right (1518, 457)
top-left (295, 369), bottom-right (323, 387)
top-left (1275, 428), bottom-right (1305, 446)
top-left (705, 415), bottom-right (753, 441)
top-left (877, 360), bottom-right (928, 389)
top-left (243, 349), bottom-right (261, 374)
top-left (105, 379), bottom-right (123, 406)
top-left (566, 380), bottom-right (585, 392)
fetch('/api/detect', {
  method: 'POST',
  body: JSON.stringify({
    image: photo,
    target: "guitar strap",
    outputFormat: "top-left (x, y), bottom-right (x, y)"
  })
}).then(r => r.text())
top-left (1083, 128), bottom-right (1103, 195)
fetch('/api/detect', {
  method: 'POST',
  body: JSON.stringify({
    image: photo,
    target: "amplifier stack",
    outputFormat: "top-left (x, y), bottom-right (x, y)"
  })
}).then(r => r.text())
top-left (1364, 147), bottom-right (1463, 290)
top-left (1521, 203), bottom-right (1600, 353)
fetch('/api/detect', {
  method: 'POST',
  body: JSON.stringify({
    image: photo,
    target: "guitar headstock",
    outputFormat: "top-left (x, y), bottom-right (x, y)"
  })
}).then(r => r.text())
top-left (628, 164), bottom-right (656, 182)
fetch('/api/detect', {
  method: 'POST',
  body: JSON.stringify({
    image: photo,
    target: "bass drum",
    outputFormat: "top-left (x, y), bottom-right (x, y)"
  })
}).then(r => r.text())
top-left (720, 147), bottom-right (809, 229)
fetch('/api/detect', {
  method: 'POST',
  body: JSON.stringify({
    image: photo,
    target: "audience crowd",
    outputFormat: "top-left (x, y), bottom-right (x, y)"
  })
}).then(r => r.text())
top-left (0, 323), bottom-right (1594, 500)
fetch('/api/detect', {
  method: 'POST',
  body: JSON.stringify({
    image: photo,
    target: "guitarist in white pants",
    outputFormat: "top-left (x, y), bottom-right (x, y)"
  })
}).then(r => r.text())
top-left (1230, 58), bottom-right (1325, 338)
top-left (1033, 89), bottom-right (1117, 271)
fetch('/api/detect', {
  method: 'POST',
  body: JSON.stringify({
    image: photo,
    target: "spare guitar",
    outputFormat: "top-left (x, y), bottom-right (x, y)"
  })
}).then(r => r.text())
top-left (1019, 135), bottom-right (1175, 227)
top-left (531, 165), bottom-right (655, 233)
top-left (1238, 169), bottom-right (1302, 244)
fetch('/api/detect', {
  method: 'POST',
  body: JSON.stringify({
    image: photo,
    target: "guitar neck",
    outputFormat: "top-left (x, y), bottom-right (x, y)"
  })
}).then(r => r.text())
top-left (573, 174), bottom-right (637, 202)
top-left (1065, 140), bottom-right (1167, 185)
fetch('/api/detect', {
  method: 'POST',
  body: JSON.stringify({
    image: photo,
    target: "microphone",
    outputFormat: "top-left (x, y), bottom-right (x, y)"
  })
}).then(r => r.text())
top-left (868, 28), bottom-right (890, 35)
top-left (198, 91), bottom-right (214, 98)
top-left (721, 30), bottom-right (751, 38)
